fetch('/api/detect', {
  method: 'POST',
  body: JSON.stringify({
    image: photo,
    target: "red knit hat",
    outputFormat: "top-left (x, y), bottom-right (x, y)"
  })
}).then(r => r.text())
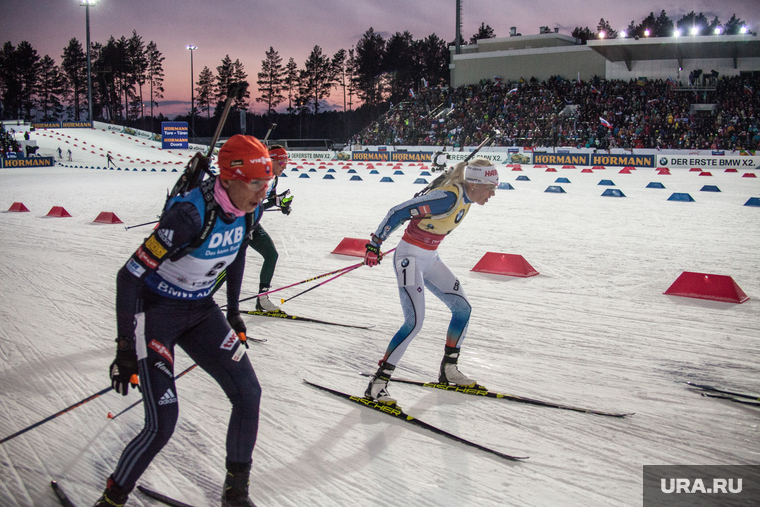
top-left (218, 135), bottom-right (272, 182)
top-left (269, 146), bottom-right (288, 163)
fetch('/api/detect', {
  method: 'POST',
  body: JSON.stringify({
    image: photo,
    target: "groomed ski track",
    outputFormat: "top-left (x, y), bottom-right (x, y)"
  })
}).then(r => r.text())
top-left (1, 128), bottom-right (759, 506)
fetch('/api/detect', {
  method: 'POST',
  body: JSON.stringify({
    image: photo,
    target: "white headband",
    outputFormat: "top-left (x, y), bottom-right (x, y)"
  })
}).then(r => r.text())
top-left (464, 165), bottom-right (499, 186)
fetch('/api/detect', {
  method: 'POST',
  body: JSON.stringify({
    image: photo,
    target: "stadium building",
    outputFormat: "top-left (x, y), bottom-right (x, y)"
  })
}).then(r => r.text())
top-left (449, 30), bottom-right (760, 87)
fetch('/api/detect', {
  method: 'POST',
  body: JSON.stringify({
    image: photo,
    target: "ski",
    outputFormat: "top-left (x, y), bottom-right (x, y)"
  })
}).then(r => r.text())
top-left (137, 485), bottom-right (194, 507)
top-left (51, 480), bottom-right (76, 507)
top-left (684, 382), bottom-right (760, 401)
top-left (243, 309), bottom-right (373, 330)
top-left (303, 379), bottom-right (528, 462)
top-left (698, 393), bottom-right (760, 407)
top-left (359, 373), bottom-right (633, 418)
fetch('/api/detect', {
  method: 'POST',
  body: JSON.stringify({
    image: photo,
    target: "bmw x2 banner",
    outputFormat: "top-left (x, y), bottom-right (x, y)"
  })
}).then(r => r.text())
top-left (161, 122), bottom-right (188, 149)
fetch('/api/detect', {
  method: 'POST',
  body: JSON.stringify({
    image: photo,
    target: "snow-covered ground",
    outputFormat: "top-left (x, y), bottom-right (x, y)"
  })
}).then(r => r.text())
top-left (1, 128), bottom-right (759, 507)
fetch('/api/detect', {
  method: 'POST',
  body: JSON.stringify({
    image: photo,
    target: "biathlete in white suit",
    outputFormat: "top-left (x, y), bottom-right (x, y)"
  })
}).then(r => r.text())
top-left (363, 158), bottom-right (499, 405)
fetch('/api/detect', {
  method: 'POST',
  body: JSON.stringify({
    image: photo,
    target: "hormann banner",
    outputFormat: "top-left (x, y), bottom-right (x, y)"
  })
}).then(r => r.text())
top-left (30, 121), bottom-right (93, 129)
top-left (1, 156), bottom-right (55, 168)
top-left (352, 151), bottom-right (434, 162)
top-left (161, 121), bottom-right (188, 149)
top-left (532, 153), bottom-right (656, 167)
top-left (656, 155), bottom-right (760, 168)
top-left (32, 121), bottom-right (62, 129)
top-left (62, 121), bottom-right (92, 128)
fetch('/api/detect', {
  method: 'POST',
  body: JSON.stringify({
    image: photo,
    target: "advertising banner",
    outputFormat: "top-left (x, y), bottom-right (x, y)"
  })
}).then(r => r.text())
top-left (161, 122), bottom-right (189, 149)
top-left (2, 156), bottom-right (55, 168)
top-left (656, 155), bottom-right (760, 169)
top-left (532, 152), bottom-right (657, 167)
top-left (61, 121), bottom-right (92, 128)
top-left (31, 121), bottom-right (61, 129)
top-left (30, 121), bottom-right (92, 129)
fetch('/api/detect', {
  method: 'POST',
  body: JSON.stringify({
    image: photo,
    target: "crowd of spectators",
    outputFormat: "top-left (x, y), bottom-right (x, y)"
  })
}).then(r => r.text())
top-left (353, 75), bottom-right (760, 151)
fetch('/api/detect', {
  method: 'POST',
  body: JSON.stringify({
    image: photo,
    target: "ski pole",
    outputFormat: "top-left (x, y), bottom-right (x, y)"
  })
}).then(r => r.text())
top-left (235, 261), bottom-right (364, 306)
top-left (0, 385), bottom-right (114, 445)
top-left (109, 364), bottom-right (198, 421)
top-left (280, 247), bottom-right (396, 305)
top-left (124, 219), bottom-right (158, 231)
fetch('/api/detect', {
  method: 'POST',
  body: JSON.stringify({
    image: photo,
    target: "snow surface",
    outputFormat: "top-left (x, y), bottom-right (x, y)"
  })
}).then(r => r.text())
top-left (1, 129), bottom-right (759, 507)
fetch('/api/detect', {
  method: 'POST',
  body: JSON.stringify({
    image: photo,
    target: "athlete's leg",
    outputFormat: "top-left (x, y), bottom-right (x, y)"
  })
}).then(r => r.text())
top-left (178, 300), bottom-right (261, 464)
top-left (423, 259), bottom-right (471, 349)
top-left (382, 247), bottom-right (430, 366)
top-left (111, 311), bottom-right (182, 491)
top-left (247, 223), bottom-right (278, 291)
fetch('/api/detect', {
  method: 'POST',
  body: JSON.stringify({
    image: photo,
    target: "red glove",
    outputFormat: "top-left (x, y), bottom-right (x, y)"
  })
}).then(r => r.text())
top-left (365, 241), bottom-right (382, 267)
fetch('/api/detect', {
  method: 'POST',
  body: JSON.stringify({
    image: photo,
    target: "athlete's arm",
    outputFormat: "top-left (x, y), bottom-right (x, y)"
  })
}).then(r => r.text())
top-left (115, 202), bottom-right (201, 337)
top-left (373, 189), bottom-right (457, 242)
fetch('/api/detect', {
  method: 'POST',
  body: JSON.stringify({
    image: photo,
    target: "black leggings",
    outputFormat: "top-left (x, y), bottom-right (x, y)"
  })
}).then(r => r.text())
top-left (111, 295), bottom-right (261, 490)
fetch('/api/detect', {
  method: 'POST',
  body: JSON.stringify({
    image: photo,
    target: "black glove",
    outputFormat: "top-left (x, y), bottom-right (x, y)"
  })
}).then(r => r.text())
top-left (227, 310), bottom-right (246, 335)
top-left (110, 336), bottom-right (139, 396)
top-left (227, 310), bottom-right (250, 348)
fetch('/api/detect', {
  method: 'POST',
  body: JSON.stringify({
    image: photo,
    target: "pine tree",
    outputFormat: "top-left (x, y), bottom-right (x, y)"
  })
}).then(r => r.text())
top-left (0, 42), bottom-right (23, 119)
top-left (196, 66), bottom-right (214, 120)
top-left (146, 41), bottom-right (164, 130)
top-left (283, 57), bottom-right (299, 113)
top-left (61, 38), bottom-right (88, 120)
top-left (469, 23), bottom-right (495, 44)
top-left (353, 27), bottom-right (386, 111)
top-left (15, 41), bottom-right (41, 120)
top-left (36, 55), bottom-right (65, 120)
top-left (231, 58), bottom-right (250, 112)
top-left (256, 46), bottom-right (285, 115)
top-left (214, 55), bottom-right (234, 116)
top-left (128, 31), bottom-right (148, 125)
top-left (299, 45), bottom-right (335, 116)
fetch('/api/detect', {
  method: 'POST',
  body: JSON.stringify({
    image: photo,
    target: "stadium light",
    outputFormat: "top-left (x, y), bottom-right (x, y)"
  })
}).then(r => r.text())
top-left (691, 27), bottom-right (699, 35)
top-left (187, 45), bottom-right (197, 139)
top-left (644, 29), bottom-right (650, 37)
top-left (620, 30), bottom-right (627, 38)
top-left (714, 27), bottom-right (722, 35)
top-left (599, 31), bottom-right (605, 39)
top-left (674, 29), bottom-right (681, 37)
top-left (79, 0), bottom-right (96, 123)
top-left (740, 26), bottom-right (748, 34)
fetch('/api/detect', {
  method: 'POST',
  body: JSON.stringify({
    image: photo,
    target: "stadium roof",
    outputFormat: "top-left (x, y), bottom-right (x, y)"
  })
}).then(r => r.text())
top-left (587, 35), bottom-right (760, 71)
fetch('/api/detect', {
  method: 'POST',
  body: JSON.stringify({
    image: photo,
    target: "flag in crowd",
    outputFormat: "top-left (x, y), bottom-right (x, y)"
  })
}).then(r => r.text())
top-left (507, 87), bottom-right (518, 95)
top-left (667, 76), bottom-right (677, 87)
top-left (421, 77), bottom-right (428, 88)
top-left (745, 84), bottom-right (754, 95)
top-left (590, 85), bottom-right (600, 94)
top-left (409, 88), bottom-right (415, 99)
top-left (600, 117), bottom-right (613, 129)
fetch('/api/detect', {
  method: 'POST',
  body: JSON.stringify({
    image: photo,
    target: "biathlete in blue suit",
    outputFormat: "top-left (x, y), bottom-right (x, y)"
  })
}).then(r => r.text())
top-left (363, 158), bottom-right (499, 405)
top-left (96, 135), bottom-right (274, 507)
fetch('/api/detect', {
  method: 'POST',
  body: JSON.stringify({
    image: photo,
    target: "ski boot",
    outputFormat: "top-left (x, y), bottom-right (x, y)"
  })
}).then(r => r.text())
top-left (364, 361), bottom-right (397, 405)
top-left (222, 460), bottom-right (256, 507)
top-left (93, 477), bottom-right (131, 507)
top-left (439, 345), bottom-right (479, 388)
top-left (255, 287), bottom-right (281, 313)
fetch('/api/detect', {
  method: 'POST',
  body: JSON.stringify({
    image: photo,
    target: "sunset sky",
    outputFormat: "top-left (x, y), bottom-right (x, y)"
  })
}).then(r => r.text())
top-left (2, 0), bottom-right (758, 118)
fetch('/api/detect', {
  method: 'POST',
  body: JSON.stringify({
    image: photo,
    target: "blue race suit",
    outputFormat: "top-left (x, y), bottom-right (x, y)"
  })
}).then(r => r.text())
top-left (111, 177), bottom-right (262, 490)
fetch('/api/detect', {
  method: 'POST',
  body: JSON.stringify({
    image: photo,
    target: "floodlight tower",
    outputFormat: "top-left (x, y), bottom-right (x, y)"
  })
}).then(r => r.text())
top-left (187, 45), bottom-right (197, 139)
top-left (80, 0), bottom-right (96, 123)
top-left (455, 0), bottom-right (463, 55)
